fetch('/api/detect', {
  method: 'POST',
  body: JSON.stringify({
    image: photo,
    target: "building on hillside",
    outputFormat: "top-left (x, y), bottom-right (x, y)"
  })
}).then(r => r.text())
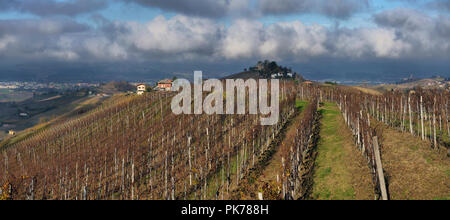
top-left (303, 81), bottom-right (313, 85)
top-left (8, 130), bottom-right (16, 136)
top-left (157, 79), bottom-right (173, 91)
top-left (256, 61), bottom-right (264, 71)
top-left (19, 113), bottom-right (29, 118)
top-left (97, 93), bottom-right (110, 97)
top-left (137, 84), bottom-right (146, 95)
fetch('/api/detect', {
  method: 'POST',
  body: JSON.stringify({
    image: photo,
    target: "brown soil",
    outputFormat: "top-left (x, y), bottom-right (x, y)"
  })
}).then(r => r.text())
top-left (230, 102), bottom-right (308, 200)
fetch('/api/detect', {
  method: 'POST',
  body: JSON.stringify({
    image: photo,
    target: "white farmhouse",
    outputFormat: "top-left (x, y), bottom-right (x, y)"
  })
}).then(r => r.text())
top-left (137, 84), bottom-right (146, 95)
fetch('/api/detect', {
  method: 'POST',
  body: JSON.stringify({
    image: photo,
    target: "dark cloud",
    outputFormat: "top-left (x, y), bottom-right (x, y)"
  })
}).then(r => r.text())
top-left (0, 0), bottom-right (108, 17)
top-left (257, 0), bottom-right (370, 19)
top-left (427, 0), bottom-right (450, 12)
top-left (256, 0), bottom-right (312, 15)
top-left (0, 19), bottom-right (90, 36)
top-left (388, 0), bottom-right (450, 13)
top-left (122, 0), bottom-right (249, 18)
top-left (123, 0), bottom-right (370, 19)
top-left (0, 0), bottom-right (18, 13)
top-left (321, 0), bottom-right (370, 18)
top-left (0, 1), bottom-right (449, 81)
top-left (374, 8), bottom-right (432, 29)
top-left (0, 19), bottom-right (92, 63)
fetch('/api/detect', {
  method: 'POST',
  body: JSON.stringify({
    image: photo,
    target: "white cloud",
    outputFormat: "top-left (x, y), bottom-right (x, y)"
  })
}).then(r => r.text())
top-left (220, 20), bottom-right (329, 61)
top-left (44, 50), bottom-right (80, 61)
top-left (265, 21), bottom-right (328, 58)
top-left (1, 10), bottom-right (450, 64)
top-left (221, 19), bottom-right (264, 59)
top-left (113, 15), bottom-right (224, 61)
top-left (83, 36), bottom-right (128, 60)
top-left (374, 8), bottom-right (450, 58)
top-left (361, 28), bottom-right (411, 58)
top-left (0, 35), bottom-right (16, 51)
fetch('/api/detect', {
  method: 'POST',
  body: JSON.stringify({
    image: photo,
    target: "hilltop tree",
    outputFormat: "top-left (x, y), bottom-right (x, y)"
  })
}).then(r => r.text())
top-left (254, 60), bottom-right (293, 78)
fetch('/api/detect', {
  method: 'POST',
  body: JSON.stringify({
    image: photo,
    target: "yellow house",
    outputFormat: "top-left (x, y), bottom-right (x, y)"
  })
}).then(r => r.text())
top-left (137, 84), bottom-right (146, 95)
top-left (8, 130), bottom-right (16, 136)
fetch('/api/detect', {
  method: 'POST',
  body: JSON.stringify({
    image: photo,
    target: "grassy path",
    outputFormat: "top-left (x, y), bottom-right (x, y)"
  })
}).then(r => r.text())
top-left (311, 103), bottom-right (374, 200)
top-left (376, 123), bottom-right (450, 200)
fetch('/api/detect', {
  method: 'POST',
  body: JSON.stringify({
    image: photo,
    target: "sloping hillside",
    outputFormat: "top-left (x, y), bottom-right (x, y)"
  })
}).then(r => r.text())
top-left (377, 123), bottom-right (449, 200)
top-left (371, 78), bottom-right (449, 92)
top-left (0, 82), bottom-right (299, 200)
top-left (223, 71), bottom-right (265, 80)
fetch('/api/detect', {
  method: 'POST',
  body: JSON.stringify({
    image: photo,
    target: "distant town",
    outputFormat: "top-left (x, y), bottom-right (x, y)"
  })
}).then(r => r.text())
top-left (0, 81), bottom-right (100, 91)
top-left (0, 61), bottom-right (448, 97)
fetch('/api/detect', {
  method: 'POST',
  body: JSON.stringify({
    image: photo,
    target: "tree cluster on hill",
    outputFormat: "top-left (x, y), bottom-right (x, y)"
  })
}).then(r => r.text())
top-left (248, 60), bottom-right (297, 79)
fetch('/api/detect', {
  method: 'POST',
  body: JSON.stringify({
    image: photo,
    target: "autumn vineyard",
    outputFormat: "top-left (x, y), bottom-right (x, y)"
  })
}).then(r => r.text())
top-left (1, 81), bottom-right (449, 200)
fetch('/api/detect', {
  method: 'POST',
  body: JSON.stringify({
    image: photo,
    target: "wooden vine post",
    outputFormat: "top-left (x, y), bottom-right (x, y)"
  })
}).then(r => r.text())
top-left (372, 136), bottom-right (388, 200)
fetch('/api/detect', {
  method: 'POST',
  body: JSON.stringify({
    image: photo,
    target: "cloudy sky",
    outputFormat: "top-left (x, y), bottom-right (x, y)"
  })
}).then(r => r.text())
top-left (0, 0), bottom-right (449, 82)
